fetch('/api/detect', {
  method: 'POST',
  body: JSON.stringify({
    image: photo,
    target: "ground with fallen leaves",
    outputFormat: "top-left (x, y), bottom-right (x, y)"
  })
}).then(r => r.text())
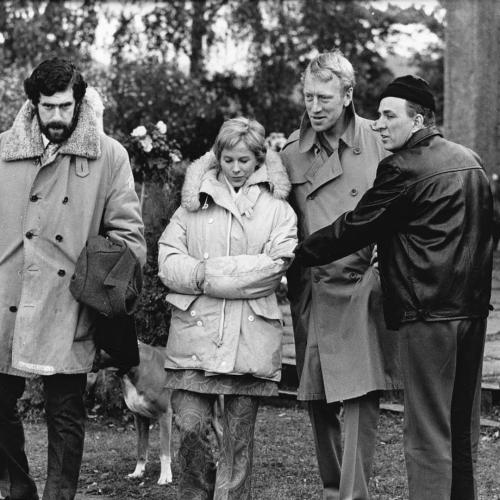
top-left (8, 401), bottom-right (500, 499)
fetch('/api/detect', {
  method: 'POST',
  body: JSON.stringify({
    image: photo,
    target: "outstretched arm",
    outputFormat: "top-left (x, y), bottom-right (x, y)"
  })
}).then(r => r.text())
top-left (295, 161), bottom-right (407, 267)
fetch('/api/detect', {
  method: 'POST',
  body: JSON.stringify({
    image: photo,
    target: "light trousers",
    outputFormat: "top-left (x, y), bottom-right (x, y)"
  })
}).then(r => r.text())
top-left (308, 391), bottom-right (380, 500)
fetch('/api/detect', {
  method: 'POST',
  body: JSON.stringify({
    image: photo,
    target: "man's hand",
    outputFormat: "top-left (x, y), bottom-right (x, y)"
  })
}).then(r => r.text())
top-left (293, 242), bottom-right (305, 267)
top-left (293, 239), bottom-right (323, 268)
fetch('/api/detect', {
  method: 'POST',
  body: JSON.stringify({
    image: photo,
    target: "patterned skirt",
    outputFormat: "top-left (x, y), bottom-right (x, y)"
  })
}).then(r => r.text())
top-left (164, 369), bottom-right (279, 397)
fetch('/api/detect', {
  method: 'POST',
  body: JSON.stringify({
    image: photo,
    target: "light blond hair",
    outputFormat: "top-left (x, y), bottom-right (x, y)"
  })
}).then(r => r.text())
top-left (213, 117), bottom-right (266, 165)
top-left (303, 50), bottom-right (355, 93)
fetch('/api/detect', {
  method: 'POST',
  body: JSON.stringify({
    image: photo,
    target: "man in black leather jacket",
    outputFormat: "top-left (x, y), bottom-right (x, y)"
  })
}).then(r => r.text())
top-left (294, 75), bottom-right (493, 500)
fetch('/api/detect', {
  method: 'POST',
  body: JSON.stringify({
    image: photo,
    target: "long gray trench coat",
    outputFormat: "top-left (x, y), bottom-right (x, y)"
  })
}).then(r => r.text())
top-left (281, 110), bottom-right (401, 402)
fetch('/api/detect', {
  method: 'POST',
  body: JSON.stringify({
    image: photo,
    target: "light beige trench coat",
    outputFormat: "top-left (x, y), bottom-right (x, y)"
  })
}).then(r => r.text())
top-left (0, 99), bottom-right (146, 376)
top-left (281, 110), bottom-right (402, 402)
top-left (158, 151), bottom-right (298, 381)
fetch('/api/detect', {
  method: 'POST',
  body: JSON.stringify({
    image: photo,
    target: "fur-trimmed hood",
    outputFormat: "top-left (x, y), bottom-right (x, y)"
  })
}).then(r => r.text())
top-left (181, 149), bottom-right (291, 212)
top-left (1, 97), bottom-right (101, 162)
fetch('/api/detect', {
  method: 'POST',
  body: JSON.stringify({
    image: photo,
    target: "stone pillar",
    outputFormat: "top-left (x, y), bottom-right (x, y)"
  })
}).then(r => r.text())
top-left (444, 0), bottom-right (500, 176)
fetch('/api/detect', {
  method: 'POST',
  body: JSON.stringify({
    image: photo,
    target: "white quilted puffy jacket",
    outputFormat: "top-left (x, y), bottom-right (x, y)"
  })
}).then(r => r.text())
top-left (158, 150), bottom-right (297, 381)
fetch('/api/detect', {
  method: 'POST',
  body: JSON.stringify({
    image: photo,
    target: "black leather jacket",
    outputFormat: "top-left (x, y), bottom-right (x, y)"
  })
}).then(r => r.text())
top-left (295, 127), bottom-right (493, 329)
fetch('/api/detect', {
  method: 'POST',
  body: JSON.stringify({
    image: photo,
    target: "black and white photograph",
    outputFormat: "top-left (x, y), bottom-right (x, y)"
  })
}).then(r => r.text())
top-left (0, 1), bottom-right (499, 499)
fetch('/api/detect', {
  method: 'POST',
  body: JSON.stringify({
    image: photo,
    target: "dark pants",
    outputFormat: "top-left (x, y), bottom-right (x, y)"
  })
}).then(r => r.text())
top-left (172, 390), bottom-right (259, 500)
top-left (398, 319), bottom-right (486, 500)
top-left (0, 373), bottom-right (87, 500)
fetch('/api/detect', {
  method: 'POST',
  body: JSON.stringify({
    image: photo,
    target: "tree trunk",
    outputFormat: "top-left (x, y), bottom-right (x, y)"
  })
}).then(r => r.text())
top-left (190, 0), bottom-right (207, 77)
top-left (444, 0), bottom-right (500, 176)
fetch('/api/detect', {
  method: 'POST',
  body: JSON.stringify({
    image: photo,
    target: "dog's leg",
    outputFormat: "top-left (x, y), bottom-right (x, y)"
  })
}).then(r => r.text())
top-left (157, 403), bottom-right (173, 485)
top-left (127, 414), bottom-right (150, 479)
top-left (157, 414), bottom-right (173, 485)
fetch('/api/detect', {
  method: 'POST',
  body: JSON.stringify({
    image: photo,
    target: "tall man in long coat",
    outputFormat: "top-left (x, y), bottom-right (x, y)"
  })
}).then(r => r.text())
top-left (280, 50), bottom-right (401, 499)
top-left (295, 75), bottom-right (492, 499)
top-left (0, 58), bottom-right (146, 500)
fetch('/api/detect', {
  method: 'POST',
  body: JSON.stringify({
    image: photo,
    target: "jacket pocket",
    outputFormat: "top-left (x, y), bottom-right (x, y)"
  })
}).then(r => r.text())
top-left (248, 294), bottom-right (283, 323)
top-left (165, 292), bottom-right (198, 311)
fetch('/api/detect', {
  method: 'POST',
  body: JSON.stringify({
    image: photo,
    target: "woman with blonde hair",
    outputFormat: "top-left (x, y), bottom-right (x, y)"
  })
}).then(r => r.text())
top-left (158, 117), bottom-right (297, 499)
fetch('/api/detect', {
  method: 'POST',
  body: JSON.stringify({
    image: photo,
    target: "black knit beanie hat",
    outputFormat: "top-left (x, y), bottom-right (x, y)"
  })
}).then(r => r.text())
top-left (379, 75), bottom-right (435, 111)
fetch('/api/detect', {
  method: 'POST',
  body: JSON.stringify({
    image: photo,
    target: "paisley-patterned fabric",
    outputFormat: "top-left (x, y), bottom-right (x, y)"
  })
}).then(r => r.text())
top-left (165, 369), bottom-right (278, 397)
top-left (172, 390), bottom-right (259, 500)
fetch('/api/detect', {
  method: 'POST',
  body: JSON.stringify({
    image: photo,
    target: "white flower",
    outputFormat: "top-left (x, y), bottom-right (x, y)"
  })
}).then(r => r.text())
top-left (131, 125), bottom-right (147, 138)
top-left (170, 152), bottom-right (181, 163)
top-left (139, 135), bottom-right (153, 153)
top-left (155, 120), bottom-right (167, 134)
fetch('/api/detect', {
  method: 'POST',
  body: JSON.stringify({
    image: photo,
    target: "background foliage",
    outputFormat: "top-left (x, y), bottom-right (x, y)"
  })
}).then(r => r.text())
top-left (0, 1), bottom-right (444, 149)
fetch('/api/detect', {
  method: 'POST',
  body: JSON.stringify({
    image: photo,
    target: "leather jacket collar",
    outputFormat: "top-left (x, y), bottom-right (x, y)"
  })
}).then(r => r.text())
top-left (404, 126), bottom-right (442, 150)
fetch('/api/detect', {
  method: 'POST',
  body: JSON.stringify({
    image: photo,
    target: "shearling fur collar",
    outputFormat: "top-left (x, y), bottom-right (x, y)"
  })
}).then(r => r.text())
top-left (1, 97), bottom-right (101, 162)
top-left (181, 149), bottom-right (291, 212)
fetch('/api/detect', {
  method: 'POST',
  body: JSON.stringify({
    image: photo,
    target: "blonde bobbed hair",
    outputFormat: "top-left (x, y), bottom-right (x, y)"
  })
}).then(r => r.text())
top-left (213, 117), bottom-right (267, 166)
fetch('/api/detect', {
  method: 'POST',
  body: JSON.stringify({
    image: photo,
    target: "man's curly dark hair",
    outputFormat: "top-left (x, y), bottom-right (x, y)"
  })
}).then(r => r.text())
top-left (24, 57), bottom-right (87, 105)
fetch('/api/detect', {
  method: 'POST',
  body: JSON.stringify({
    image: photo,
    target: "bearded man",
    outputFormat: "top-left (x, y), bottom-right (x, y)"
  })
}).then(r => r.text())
top-left (0, 58), bottom-right (146, 500)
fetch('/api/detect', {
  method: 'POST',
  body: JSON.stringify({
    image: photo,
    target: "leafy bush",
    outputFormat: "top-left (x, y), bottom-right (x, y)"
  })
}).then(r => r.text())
top-left (0, 65), bottom-right (28, 133)
top-left (106, 60), bottom-right (219, 159)
top-left (134, 174), bottom-right (185, 347)
top-left (117, 119), bottom-right (188, 346)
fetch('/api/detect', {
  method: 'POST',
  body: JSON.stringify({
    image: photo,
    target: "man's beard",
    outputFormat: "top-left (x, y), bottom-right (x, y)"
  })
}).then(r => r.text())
top-left (37, 107), bottom-right (79, 144)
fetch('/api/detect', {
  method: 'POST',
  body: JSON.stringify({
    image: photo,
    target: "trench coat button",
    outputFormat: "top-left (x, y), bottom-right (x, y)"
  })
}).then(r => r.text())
top-left (248, 315), bottom-right (255, 322)
top-left (190, 310), bottom-right (196, 316)
top-left (25, 231), bottom-right (34, 239)
top-left (191, 354), bottom-right (197, 361)
top-left (349, 272), bottom-right (358, 280)
top-left (30, 194), bottom-right (39, 202)
top-left (208, 218), bottom-right (214, 224)
top-left (313, 275), bottom-right (321, 283)
top-left (55, 234), bottom-right (63, 242)
top-left (57, 269), bottom-right (66, 277)
top-left (196, 320), bottom-right (203, 326)
top-left (62, 197), bottom-right (69, 204)
top-left (353, 147), bottom-right (361, 155)
top-left (203, 252), bottom-right (209, 259)
top-left (9, 306), bottom-right (17, 313)
top-left (350, 188), bottom-right (358, 196)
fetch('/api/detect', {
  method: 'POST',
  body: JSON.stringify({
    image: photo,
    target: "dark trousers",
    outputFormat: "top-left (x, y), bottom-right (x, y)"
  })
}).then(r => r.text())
top-left (172, 390), bottom-right (259, 500)
top-left (398, 319), bottom-right (486, 500)
top-left (308, 391), bottom-right (380, 500)
top-left (0, 373), bottom-right (87, 500)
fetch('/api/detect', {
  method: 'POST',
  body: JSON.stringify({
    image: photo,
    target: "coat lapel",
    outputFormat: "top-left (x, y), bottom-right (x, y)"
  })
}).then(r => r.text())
top-left (306, 151), bottom-right (343, 196)
top-left (200, 172), bottom-right (245, 226)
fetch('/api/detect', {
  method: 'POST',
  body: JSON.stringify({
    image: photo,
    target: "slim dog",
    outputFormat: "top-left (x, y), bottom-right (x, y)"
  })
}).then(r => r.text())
top-left (96, 341), bottom-right (223, 485)
top-left (121, 341), bottom-right (175, 485)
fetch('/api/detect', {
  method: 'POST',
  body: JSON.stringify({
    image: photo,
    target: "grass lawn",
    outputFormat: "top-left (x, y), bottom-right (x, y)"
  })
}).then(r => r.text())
top-left (10, 401), bottom-right (500, 499)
